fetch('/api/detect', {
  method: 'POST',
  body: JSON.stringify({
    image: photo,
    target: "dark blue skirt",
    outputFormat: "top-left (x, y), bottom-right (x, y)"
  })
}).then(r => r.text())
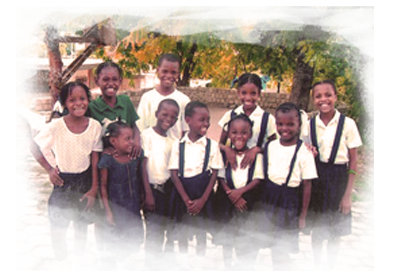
top-left (212, 185), bottom-right (257, 254)
top-left (169, 171), bottom-right (215, 236)
top-left (48, 168), bottom-right (95, 228)
top-left (308, 162), bottom-right (351, 237)
top-left (259, 180), bottom-right (302, 252)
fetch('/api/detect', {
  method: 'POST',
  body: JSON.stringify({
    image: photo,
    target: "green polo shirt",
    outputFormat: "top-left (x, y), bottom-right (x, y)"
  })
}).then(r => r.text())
top-left (88, 94), bottom-right (139, 127)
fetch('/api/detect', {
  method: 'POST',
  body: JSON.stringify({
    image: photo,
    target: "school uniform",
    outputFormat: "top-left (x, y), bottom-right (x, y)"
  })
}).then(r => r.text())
top-left (305, 110), bottom-right (362, 238)
top-left (261, 139), bottom-right (318, 253)
top-left (141, 127), bottom-right (175, 253)
top-left (168, 134), bottom-right (223, 251)
top-left (215, 154), bottom-right (264, 253)
top-left (97, 152), bottom-right (144, 256)
top-left (218, 105), bottom-right (277, 148)
top-left (34, 117), bottom-right (103, 236)
top-left (136, 88), bottom-right (190, 140)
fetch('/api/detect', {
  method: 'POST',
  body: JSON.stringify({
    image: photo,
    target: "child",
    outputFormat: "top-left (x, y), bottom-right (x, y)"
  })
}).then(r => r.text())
top-left (137, 54), bottom-right (190, 269)
top-left (140, 99), bottom-right (180, 268)
top-left (88, 61), bottom-right (141, 271)
top-left (97, 121), bottom-right (145, 264)
top-left (30, 81), bottom-right (103, 260)
top-left (261, 102), bottom-right (317, 271)
top-left (136, 53), bottom-right (191, 140)
top-left (168, 101), bottom-right (224, 257)
top-left (215, 113), bottom-right (264, 270)
top-left (305, 80), bottom-right (362, 269)
top-left (218, 73), bottom-right (277, 170)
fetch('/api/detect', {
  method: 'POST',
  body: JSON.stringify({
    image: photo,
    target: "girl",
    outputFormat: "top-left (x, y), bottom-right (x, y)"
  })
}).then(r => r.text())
top-left (31, 81), bottom-right (103, 260)
top-left (219, 73), bottom-right (276, 271)
top-left (88, 61), bottom-right (141, 271)
top-left (261, 102), bottom-right (317, 271)
top-left (168, 101), bottom-right (224, 257)
top-left (97, 121), bottom-right (145, 262)
top-left (215, 114), bottom-right (264, 270)
top-left (306, 80), bottom-right (362, 269)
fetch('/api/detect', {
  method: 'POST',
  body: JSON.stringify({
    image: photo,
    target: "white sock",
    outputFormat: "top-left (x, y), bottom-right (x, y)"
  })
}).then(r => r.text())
top-left (179, 253), bottom-right (189, 269)
top-left (194, 255), bottom-right (204, 271)
top-left (58, 257), bottom-right (70, 271)
top-left (116, 261), bottom-right (125, 271)
top-left (96, 250), bottom-right (106, 259)
top-left (72, 254), bottom-right (84, 271)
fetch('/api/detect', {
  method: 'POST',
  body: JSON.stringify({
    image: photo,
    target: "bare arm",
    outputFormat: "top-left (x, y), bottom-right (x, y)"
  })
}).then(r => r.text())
top-left (299, 179), bottom-right (312, 229)
top-left (219, 129), bottom-right (237, 170)
top-left (141, 158), bottom-right (155, 212)
top-left (340, 147), bottom-right (358, 214)
top-left (100, 168), bottom-right (115, 226)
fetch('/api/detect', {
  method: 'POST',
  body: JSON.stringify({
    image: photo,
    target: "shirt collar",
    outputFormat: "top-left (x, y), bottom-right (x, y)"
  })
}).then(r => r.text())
top-left (95, 96), bottom-right (126, 112)
top-left (180, 134), bottom-right (208, 145)
top-left (316, 109), bottom-right (341, 127)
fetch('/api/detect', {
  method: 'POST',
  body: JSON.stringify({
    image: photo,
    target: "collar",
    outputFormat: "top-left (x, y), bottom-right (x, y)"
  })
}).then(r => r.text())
top-left (234, 104), bottom-right (264, 116)
top-left (316, 109), bottom-right (341, 127)
top-left (180, 133), bottom-right (208, 146)
top-left (94, 95), bottom-right (126, 112)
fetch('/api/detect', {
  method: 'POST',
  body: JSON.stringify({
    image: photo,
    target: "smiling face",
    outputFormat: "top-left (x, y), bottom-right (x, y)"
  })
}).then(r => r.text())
top-left (276, 110), bottom-right (301, 146)
top-left (110, 126), bottom-right (134, 155)
top-left (312, 83), bottom-right (337, 116)
top-left (157, 59), bottom-right (179, 92)
top-left (228, 118), bottom-right (252, 152)
top-left (186, 107), bottom-right (210, 141)
top-left (64, 86), bottom-right (89, 118)
top-left (95, 66), bottom-right (122, 100)
top-left (154, 102), bottom-right (179, 135)
top-left (237, 82), bottom-right (260, 114)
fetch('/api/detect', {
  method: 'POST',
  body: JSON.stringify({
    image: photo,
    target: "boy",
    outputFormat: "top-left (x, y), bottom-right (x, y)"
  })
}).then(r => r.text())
top-left (141, 99), bottom-right (180, 268)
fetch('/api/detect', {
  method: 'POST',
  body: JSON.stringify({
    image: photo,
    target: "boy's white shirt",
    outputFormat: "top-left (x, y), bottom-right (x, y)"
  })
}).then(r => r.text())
top-left (218, 105), bottom-right (277, 148)
top-left (267, 139), bottom-right (318, 187)
top-left (303, 110), bottom-right (363, 164)
top-left (141, 127), bottom-right (174, 185)
top-left (34, 117), bottom-right (103, 173)
top-left (168, 134), bottom-right (224, 178)
top-left (218, 153), bottom-right (264, 189)
top-left (136, 88), bottom-right (190, 140)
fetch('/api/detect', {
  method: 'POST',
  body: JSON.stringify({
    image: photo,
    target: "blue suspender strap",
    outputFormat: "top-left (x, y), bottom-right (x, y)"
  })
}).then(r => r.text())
top-left (285, 140), bottom-right (303, 186)
top-left (256, 112), bottom-right (269, 148)
top-left (203, 138), bottom-right (211, 172)
top-left (328, 114), bottom-right (346, 164)
top-left (310, 117), bottom-right (319, 162)
top-left (263, 141), bottom-right (271, 181)
top-left (179, 141), bottom-right (185, 178)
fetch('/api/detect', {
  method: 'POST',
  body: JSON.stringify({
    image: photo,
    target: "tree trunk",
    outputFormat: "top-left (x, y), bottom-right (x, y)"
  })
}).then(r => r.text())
top-left (178, 43), bottom-right (198, 86)
top-left (45, 26), bottom-right (63, 106)
top-left (289, 51), bottom-right (314, 111)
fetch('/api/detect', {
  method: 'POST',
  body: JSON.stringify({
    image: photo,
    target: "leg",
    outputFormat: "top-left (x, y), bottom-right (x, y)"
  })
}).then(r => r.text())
top-left (195, 229), bottom-right (207, 256)
top-left (73, 221), bottom-right (88, 254)
top-left (327, 236), bottom-right (341, 269)
top-left (222, 244), bottom-right (233, 269)
top-left (50, 225), bottom-right (69, 261)
top-left (311, 229), bottom-right (324, 266)
top-left (271, 246), bottom-right (292, 271)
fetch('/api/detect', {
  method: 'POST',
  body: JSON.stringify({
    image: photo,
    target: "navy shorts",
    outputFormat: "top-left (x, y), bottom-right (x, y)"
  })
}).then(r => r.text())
top-left (48, 168), bottom-right (95, 229)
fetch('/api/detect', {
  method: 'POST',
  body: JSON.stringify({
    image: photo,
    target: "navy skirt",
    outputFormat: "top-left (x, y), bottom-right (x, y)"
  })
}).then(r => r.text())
top-left (48, 168), bottom-right (95, 228)
top-left (259, 180), bottom-right (302, 252)
top-left (308, 162), bottom-right (351, 238)
top-left (170, 171), bottom-right (215, 237)
top-left (212, 185), bottom-right (257, 254)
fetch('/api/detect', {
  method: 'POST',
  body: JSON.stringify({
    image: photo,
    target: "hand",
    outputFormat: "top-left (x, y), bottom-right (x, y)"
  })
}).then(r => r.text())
top-left (130, 142), bottom-right (142, 159)
top-left (144, 193), bottom-right (156, 212)
top-left (240, 147), bottom-right (260, 169)
top-left (47, 167), bottom-right (64, 187)
top-left (227, 189), bottom-right (243, 204)
top-left (187, 198), bottom-right (205, 216)
top-left (304, 142), bottom-right (318, 157)
top-left (339, 194), bottom-right (352, 215)
top-left (234, 198), bottom-right (247, 212)
top-left (106, 210), bottom-right (116, 226)
top-left (224, 146), bottom-right (237, 170)
top-left (80, 189), bottom-right (96, 211)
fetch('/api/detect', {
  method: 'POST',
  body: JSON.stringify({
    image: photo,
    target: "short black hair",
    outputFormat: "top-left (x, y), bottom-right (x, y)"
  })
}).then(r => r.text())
top-left (312, 80), bottom-right (337, 95)
top-left (231, 73), bottom-right (262, 92)
top-left (157, 98), bottom-right (180, 113)
top-left (226, 113), bottom-right (254, 133)
top-left (275, 102), bottom-right (302, 126)
top-left (95, 61), bottom-right (123, 79)
top-left (59, 81), bottom-right (91, 106)
top-left (185, 101), bottom-right (208, 117)
top-left (158, 53), bottom-right (181, 67)
top-left (102, 120), bottom-right (131, 148)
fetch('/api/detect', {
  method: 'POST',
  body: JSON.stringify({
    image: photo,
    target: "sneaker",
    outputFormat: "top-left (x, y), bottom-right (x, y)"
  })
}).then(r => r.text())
top-left (94, 258), bottom-right (109, 271)
top-left (161, 254), bottom-right (177, 269)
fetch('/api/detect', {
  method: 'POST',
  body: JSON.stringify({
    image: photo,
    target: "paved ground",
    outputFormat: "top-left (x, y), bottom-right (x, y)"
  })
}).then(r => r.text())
top-left (16, 105), bottom-right (374, 271)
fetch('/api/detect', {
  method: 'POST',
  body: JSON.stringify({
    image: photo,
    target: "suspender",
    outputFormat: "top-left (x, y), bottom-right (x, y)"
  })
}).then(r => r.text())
top-left (230, 109), bottom-right (269, 148)
top-left (178, 138), bottom-right (211, 178)
top-left (263, 140), bottom-right (303, 186)
top-left (310, 114), bottom-right (346, 164)
top-left (224, 155), bottom-right (257, 189)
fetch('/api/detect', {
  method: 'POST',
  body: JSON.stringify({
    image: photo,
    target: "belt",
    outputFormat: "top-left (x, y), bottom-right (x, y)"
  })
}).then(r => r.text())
top-left (150, 183), bottom-right (166, 194)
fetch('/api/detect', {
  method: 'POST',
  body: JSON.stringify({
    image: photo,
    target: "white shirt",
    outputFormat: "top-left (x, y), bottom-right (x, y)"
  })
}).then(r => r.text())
top-left (218, 105), bottom-right (277, 148)
top-left (34, 118), bottom-right (103, 173)
top-left (168, 135), bottom-right (224, 178)
top-left (218, 154), bottom-right (264, 189)
top-left (141, 127), bottom-right (173, 185)
top-left (136, 88), bottom-right (191, 140)
top-left (303, 110), bottom-right (362, 164)
top-left (267, 140), bottom-right (318, 187)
